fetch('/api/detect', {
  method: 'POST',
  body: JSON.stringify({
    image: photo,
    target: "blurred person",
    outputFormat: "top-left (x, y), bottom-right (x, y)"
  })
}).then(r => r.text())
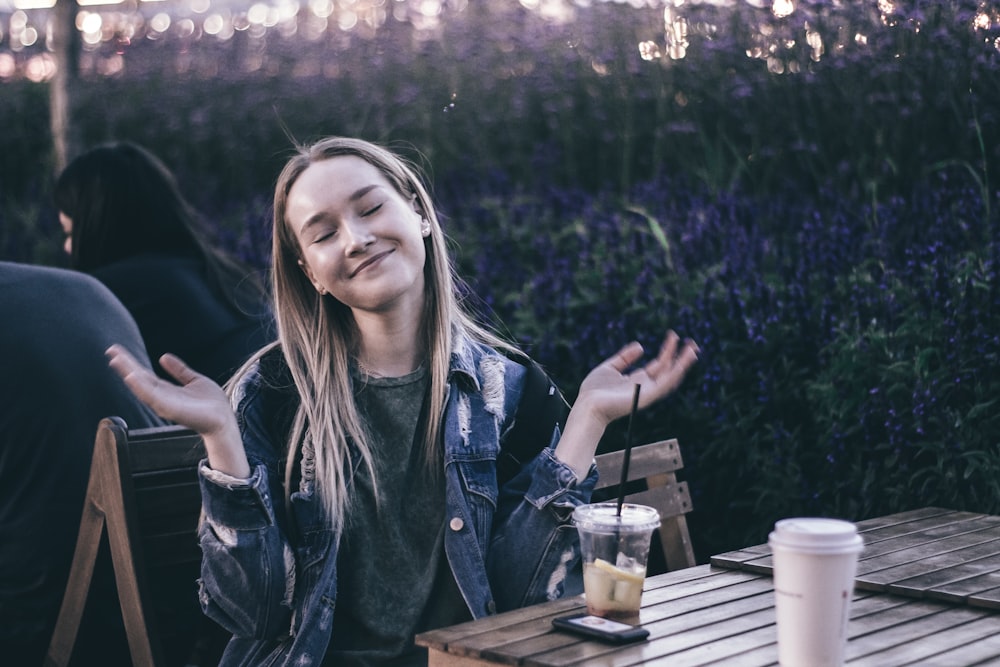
top-left (0, 261), bottom-right (164, 666)
top-left (55, 141), bottom-right (275, 386)
top-left (106, 136), bottom-right (700, 665)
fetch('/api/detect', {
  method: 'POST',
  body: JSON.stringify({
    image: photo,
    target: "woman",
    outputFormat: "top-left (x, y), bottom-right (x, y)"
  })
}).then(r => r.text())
top-left (56, 141), bottom-right (274, 385)
top-left (107, 137), bottom-right (699, 665)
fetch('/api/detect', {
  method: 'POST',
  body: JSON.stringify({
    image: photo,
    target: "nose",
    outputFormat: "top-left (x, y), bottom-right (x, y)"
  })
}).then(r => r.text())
top-left (342, 219), bottom-right (375, 254)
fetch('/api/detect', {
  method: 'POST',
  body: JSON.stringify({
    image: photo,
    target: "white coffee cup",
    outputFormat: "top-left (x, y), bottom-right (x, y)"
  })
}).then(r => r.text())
top-left (768, 517), bottom-right (864, 667)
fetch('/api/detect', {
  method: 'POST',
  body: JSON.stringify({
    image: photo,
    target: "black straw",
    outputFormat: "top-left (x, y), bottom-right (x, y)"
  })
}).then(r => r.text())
top-left (616, 384), bottom-right (642, 516)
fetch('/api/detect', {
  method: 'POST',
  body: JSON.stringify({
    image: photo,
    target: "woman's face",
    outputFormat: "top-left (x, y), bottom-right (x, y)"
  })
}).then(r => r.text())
top-left (287, 155), bottom-right (430, 316)
top-left (59, 212), bottom-right (73, 256)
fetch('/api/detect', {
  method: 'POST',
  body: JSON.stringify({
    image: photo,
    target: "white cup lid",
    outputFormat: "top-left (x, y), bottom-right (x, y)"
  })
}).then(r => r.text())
top-left (768, 517), bottom-right (863, 554)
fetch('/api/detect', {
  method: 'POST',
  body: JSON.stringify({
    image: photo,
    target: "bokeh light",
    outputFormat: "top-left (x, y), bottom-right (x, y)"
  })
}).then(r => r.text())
top-left (150, 12), bottom-right (171, 33)
top-left (0, 0), bottom-right (998, 80)
top-left (0, 52), bottom-right (15, 78)
top-left (23, 51), bottom-right (54, 80)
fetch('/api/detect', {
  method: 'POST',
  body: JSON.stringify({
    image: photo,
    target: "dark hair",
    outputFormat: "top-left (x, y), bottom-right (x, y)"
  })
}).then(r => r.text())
top-left (55, 141), bottom-right (265, 309)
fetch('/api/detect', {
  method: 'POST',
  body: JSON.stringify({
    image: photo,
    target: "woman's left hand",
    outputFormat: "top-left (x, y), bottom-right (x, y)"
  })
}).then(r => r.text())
top-left (577, 330), bottom-right (699, 427)
top-left (554, 330), bottom-right (699, 479)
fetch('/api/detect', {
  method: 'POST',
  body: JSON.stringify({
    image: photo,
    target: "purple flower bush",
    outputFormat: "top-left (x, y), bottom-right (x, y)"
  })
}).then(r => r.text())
top-left (441, 167), bottom-right (999, 556)
top-left (2, 0), bottom-right (999, 558)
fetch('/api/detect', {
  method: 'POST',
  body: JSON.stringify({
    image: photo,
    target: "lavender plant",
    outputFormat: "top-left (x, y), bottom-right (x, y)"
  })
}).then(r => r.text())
top-left (2, 0), bottom-right (999, 558)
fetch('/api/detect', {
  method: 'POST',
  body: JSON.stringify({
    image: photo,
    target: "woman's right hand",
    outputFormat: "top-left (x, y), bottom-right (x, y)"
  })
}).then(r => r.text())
top-left (106, 344), bottom-right (251, 478)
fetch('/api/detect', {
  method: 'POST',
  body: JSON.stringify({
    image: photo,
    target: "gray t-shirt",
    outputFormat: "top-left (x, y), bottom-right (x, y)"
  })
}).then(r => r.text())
top-left (325, 366), bottom-right (470, 666)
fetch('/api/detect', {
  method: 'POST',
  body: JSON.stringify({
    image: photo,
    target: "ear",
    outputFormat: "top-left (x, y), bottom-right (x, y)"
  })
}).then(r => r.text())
top-left (297, 259), bottom-right (326, 295)
top-left (409, 194), bottom-right (424, 217)
top-left (410, 195), bottom-right (431, 237)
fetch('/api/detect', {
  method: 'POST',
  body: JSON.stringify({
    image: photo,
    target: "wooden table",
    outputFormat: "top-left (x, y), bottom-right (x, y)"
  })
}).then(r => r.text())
top-left (416, 507), bottom-right (1000, 666)
top-left (712, 506), bottom-right (1000, 608)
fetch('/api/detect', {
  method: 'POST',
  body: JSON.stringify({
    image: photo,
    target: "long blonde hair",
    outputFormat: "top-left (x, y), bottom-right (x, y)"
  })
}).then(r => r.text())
top-left (237, 137), bottom-right (515, 528)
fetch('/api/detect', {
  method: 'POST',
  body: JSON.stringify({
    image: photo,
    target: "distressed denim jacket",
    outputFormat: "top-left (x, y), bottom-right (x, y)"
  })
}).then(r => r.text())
top-left (196, 335), bottom-right (598, 666)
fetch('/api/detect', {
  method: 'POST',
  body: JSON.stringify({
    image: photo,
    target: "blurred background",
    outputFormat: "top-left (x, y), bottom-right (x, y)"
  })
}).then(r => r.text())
top-left (2, 0), bottom-right (999, 561)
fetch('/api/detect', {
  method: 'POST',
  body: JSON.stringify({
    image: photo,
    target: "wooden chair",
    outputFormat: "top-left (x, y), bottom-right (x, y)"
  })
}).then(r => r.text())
top-left (593, 438), bottom-right (696, 573)
top-left (44, 417), bottom-right (212, 667)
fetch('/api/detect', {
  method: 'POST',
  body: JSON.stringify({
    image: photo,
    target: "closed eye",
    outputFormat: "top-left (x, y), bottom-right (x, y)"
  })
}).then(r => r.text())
top-left (362, 203), bottom-right (383, 217)
top-left (312, 229), bottom-right (336, 243)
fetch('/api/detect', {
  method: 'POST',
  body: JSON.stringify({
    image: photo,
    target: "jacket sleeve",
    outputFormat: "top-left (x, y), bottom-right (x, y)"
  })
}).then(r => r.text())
top-left (196, 373), bottom-right (296, 639)
top-left (487, 417), bottom-right (598, 611)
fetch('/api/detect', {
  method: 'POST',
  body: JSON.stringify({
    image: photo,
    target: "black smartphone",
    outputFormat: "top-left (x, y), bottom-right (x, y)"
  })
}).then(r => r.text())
top-left (551, 613), bottom-right (650, 644)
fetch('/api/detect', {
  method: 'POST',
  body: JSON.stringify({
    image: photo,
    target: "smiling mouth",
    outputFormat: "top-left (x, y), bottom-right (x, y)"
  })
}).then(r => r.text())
top-left (350, 249), bottom-right (393, 278)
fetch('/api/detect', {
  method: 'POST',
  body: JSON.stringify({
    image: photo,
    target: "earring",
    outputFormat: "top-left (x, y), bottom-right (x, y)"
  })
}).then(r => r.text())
top-left (421, 219), bottom-right (431, 237)
top-left (317, 285), bottom-right (327, 296)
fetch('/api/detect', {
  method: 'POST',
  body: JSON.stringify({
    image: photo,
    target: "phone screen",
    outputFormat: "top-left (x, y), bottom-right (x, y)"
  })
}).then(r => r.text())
top-left (552, 613), bottom-right (650, 643)
top-left (562, 615), bottom-right (636, 633)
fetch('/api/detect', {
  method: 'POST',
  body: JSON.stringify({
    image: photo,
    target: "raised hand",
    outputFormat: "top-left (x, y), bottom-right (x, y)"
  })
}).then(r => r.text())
top-left (106, 344), bottom-right (249, 477)
top-left (577, 330), bottom-right (699, 426)
top-left (554, 330), bottom-right (699, 479)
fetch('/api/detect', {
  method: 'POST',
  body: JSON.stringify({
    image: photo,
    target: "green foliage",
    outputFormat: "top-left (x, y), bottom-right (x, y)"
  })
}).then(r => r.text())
top-left (2, 1), bottom-right (1000, 561)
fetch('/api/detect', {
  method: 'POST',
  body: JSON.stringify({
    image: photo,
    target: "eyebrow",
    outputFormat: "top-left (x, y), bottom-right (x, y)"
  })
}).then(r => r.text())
top-left (298, 184), bottom-right (383, 233)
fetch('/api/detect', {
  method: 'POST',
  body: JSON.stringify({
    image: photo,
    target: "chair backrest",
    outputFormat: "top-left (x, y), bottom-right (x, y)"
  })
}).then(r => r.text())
top-left (45, 417), bottom-right (208, 667)
top-left (593, 438), bottom-right (696, 573)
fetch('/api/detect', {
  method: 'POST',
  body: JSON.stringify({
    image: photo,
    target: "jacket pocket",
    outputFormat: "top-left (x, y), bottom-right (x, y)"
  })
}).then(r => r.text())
top-left (456, 459), bottom-right (498, 507)
top-left (295, 526), bottom-right (331, 571)
top-left (455, 459), bottom-right (498, 547)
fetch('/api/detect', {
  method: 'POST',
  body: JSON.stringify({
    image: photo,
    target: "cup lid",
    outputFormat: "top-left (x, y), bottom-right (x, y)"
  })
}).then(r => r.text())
top-left (573, 502), bottom-right (661, 532)
top-left (768, 517), bottom-right (863, 554)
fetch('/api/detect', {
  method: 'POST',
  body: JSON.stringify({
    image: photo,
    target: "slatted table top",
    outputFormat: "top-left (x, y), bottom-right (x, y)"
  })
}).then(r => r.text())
top-left (417, 508), bottom-right (1000, 666)
top-left (712, 506), bottom-right (1000, 609)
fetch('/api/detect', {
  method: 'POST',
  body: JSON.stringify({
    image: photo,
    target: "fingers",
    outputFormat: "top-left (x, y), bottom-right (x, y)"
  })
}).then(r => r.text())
top-left (666, 339), bottom-right (700, 384)
top-left (105, 343), bottom-right (134, 368)
top-left (106, 345), bottom-right (165, 407)
top-left (644, 330), bottom-right (699, 379)
top-left (605, 330), bottom-right (699, 385)
top-left (623, 331), bottom-right (699, 410)
top-left (605, 341), bottom-right (645, 373)
top-left (644, 331), bottom-right (679, 377)
top-left (158, 353), bottom-right (203, 387)
top-left (107, 344), bottom-right (203, 388)
top-left (106, 344), bottom-right (149, 382)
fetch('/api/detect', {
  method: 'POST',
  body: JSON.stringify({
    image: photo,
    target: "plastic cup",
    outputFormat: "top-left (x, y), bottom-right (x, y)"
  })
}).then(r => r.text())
top-left (768, 517), bottom-right (864, 667)
top-left (573, 502), bottom-right (661, 624)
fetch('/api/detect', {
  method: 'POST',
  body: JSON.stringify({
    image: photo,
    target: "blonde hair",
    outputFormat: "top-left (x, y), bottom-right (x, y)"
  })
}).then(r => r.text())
top-left (234, 137), bottom-right (516, 528)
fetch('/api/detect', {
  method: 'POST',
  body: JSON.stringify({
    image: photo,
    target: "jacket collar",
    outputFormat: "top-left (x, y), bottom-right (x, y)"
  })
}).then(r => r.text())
top-left (448, 330), bottom-right (491, 393)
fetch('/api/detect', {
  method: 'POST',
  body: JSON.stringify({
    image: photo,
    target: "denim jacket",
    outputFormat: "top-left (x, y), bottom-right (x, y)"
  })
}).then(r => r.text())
top-left (196, 335), bottom-right (598, 666)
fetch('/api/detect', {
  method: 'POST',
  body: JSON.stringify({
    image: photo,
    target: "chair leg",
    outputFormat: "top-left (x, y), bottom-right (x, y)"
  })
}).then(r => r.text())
top-left (101, 425), bottom-right (163, 667)
top-left (659, 515), bottom-right (697, 571)
top-left (43, 499), bottom-right (107, 667)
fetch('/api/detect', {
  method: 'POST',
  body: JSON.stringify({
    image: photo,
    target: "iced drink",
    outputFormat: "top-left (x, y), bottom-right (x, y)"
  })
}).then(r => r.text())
top-left (582, 557), bottom-right (646, 620)
top-left (573, 502), bottom-right (660, 624)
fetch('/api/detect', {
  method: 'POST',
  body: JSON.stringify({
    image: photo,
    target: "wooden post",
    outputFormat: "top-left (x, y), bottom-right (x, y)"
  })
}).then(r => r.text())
top-left (50, 0), bottom-right (81, 175)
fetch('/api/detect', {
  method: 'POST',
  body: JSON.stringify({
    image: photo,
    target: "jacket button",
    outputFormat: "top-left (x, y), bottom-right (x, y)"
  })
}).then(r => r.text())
top-left (487, 600), bottom-right (497, 614)
top-left (449, 517), bottom-right (464, 531)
